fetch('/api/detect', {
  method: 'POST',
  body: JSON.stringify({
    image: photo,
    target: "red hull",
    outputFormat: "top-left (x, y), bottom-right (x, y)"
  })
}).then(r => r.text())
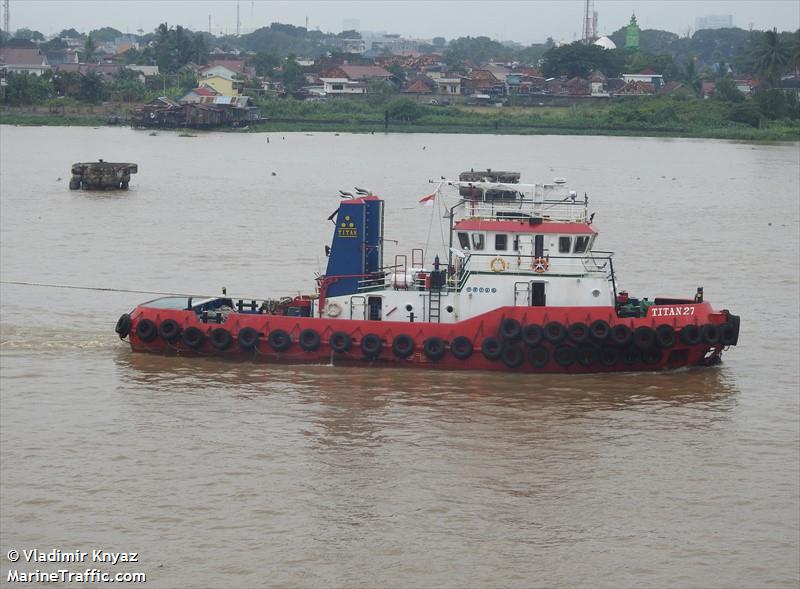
top-left (122, 303), bottom-right (737, 373)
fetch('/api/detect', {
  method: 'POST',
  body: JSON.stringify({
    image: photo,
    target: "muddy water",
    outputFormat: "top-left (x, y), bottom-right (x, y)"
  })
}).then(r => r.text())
top-left (1, 126), bottom-right (798, 588)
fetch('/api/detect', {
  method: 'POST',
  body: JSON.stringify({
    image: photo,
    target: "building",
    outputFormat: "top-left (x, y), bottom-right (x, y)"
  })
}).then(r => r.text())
top-left (201, 75), bottom-right (242, 96)
top-left (434, 77), bottom-right (462, 95)
top-left (695, 15), bottom-right (733, 30)
top-left (623, 69), bottom-right (663, 90)
top-left (593, 36), bottom-right (616, 50)
top-left (322, 64), bottom-right (392, 82)
top-left (0, 47), bottom-right (50, 75)
top-left (320, 77), bottom-right (367, 95)
top-left (625, 13), bottom-right (640, 49)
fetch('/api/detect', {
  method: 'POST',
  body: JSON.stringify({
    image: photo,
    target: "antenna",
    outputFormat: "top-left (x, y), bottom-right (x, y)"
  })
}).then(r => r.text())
top-left (2, 0), bottom-right (9, 36)
top-left (582, 0), bottom-right (596, 43)
top-left (236, 0), bottom-right (240, 36)
top-left (208, 14), bottom-right (211, 35)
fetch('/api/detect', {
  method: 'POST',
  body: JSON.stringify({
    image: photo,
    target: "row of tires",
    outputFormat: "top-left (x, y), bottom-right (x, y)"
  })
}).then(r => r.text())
top-left (116, 314), bottom-right (732, 368)
top-left (495, 317), bottom-right (737, 348)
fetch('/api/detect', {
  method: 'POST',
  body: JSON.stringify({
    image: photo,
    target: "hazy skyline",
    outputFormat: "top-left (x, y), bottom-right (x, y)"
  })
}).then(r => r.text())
top-left (7, 1), bottom-right (800, 45)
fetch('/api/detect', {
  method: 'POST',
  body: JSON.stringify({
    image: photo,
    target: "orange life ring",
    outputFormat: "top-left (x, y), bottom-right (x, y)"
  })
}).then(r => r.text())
top-left (532, 257), bottom-right (549, 273)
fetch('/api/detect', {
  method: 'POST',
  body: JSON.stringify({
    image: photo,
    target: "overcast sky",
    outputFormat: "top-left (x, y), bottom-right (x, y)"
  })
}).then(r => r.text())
top-left (8, 0), bottom-right (800, 44)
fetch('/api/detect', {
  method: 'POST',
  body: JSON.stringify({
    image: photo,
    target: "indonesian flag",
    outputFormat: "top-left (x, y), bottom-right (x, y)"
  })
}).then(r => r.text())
top-left (418, 192), bottom-right (436, 206)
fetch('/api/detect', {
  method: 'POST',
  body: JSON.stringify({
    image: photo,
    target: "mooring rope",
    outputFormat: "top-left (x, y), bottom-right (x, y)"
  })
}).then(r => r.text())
top-left (0, 280), bottom-right (280, 302)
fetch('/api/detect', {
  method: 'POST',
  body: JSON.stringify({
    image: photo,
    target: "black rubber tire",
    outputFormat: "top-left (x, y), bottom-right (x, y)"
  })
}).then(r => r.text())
top-left (575, 344), bottom-right (598, 367)
top-left (210, 327), bottom-right (233, 351)
top-left (238, 327), bottom-right (260, 351)
top-left (299, 328), bottom-right (321, 352)
top-left (499, 318), bottom-right (522, 342)
top-left (268, 329), bottom-right (291, 352)
top-left (633, 326), bottom-right (656, 350)
top-left (722, 314), bottom-right (740, 346)
top-left (159, 319), bottom-right (181, 343)
top-left (544, 321), bottom-right (567, 344)
top-left (527, 346), bottom-right (549, 368)
top-left (329, 331), bottom-right (352, 353)
top-left (115, 313), bottom-right (132, 339)
top-left (622, 346), bottom-right (641, 365)
top-left (655, 324), bottom-right (676, 348)
top-left (522, 324), bottom-right (544, 347)
top-left (643, 347), bottom-right (663, 366)
top-left (720, 323), bottom-right (738, 346)
top-left (481, 336), bottom-right (502, 361)
top-left (501, 345), bottom-right (524, 368)
top-left (590, 319), bottom-right (610, 342)
top-left (392, 334), bottom-right (415, 359)
top-left (610, 324), bottom-right (632, 347)
top-left (135, 318), bottom-right (157, 343)
top-left (361, 333), bottom-right (382, 358)
top-left (568, 322), bottom-right (589, 343)
top-left (554, 345), bottom-right (575, 367)
top-left (680, 324), bottom-right (702, 345)
top-left (450, 336), bottom-right (473, 360)
top-left (423, 337), bottom-right (446, 361)
top-left (702, 324), bottom-right (720, 345)
top-left (599, 347), bottom-right (620, 367)
top-left (182, 326), bottom-right (205, 350)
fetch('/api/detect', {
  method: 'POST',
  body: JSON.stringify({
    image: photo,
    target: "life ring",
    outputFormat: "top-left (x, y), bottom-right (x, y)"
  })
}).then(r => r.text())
top-left (326, 301), bottom-right (342, 317)
top-left (490, 257), bottom-right (508, 273)
top-left (532, 257), bottom-right (549, 274)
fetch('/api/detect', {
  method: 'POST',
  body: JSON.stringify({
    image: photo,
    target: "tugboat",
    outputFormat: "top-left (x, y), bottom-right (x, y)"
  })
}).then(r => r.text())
top-left (114, 171), bottom-right (740, 372)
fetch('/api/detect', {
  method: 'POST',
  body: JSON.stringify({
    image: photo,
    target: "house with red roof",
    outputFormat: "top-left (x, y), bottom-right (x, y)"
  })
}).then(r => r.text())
top-left (0, 47), bottom-right (50, 75)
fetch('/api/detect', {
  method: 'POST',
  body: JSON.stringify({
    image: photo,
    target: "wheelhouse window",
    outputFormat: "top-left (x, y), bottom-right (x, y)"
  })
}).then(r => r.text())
top-left (471, 233), bottom-right (485, 250)
top-left (573, 235), bottom-right (590, 253)
top-left (457, 232), bottom-right (470, 250)
top-left (559, 236), bottom-right (572, 253)
top-left (495, 234), bottom-right (508, 251)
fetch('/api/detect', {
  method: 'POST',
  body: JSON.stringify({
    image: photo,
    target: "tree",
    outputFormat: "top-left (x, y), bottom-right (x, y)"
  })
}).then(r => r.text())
top-left (387, 98), bottom-right (422, 122)
top-left (281, 55), bottom-right (305, 93)
top-left (753, 29), bottom-right (790, 88)
top-left (791, 28), bottom-right (800, 77)
top-left (78, 71), bottom-right (106, 103)
top-left (386, 63), bottom-right (406, 88)
top-left (107, 69), bottom-right (146, 102)
top-left (3, 72), bottom-right (52, 104)
top-left (713, 77), bottom-right (745, 102)
top-left (542, 42), bottom-right (625, 78)
top-left (13, 28), bottom-right (45, 42)
top-left (444, 36), bottom-right (513, 65)
top-left (88, 27), bottom-right (122, 42)
top-left (681, 58), bottom-right (702, 97)
top-left (337, 29), bottom-right (360, 39)
top-left (58, 28), bottom-right (83, 39)
top-left (252, 51), bottom-right (280, 76)
top-left (82, 34), bottom-right (96, 63)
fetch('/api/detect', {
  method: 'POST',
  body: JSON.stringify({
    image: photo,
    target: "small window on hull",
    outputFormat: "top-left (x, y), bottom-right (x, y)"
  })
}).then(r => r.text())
top-left (471, 233), bottom-right (485, 250)
top-left (457, 232), bottom-right (470, 249)
top-left (559, 236), bottom-right (572, 253)
top-left (574, 236), bottom-right (590, 253)
top-left (495, 234), bottom-right (508, 251)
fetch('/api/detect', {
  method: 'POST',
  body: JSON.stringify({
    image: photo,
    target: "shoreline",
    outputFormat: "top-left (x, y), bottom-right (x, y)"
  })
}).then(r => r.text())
top-left (1, 112), bottom-right (798, 142)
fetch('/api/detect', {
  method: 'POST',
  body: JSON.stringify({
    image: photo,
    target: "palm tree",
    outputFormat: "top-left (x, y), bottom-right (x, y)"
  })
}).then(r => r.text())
top-left (753, 29), bottom-right (790, 88)
top-left (682, 58), bottom-right (702, 97)
top-left (792, 29), bottom-right (800, 78)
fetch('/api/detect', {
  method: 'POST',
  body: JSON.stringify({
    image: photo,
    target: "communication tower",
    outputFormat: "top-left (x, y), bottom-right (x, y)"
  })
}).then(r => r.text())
top-left (3, 0), bottom-right (10, 36)
top-left (582, 0), bottom-right (597, 43)
top-left (236, 0), bottom-right (241, 36)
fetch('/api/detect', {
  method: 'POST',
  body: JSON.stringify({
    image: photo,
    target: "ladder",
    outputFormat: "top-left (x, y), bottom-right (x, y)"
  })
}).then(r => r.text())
top-left (428, 287), bottom-right (442, 323)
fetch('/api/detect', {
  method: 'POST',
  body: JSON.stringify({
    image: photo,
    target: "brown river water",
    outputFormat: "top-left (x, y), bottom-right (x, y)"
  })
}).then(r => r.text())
top-left (1, 126), bottom-right (798, 588)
